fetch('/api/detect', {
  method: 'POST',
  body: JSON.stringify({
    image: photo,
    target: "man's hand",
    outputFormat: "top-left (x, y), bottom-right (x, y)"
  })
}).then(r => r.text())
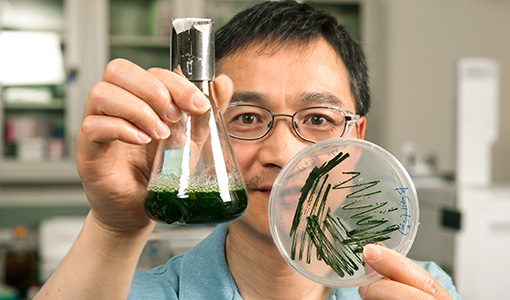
top-left (359, 244), bottom-right (453, 300)
top-left (35, 59), bottom-right (234, 300)
top-left (76, 58), bottom-right (233, 235)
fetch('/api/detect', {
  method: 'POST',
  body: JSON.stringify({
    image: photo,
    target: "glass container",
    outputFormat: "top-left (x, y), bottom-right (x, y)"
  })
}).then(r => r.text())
top-left (145, 18), bottom-right (248, 225)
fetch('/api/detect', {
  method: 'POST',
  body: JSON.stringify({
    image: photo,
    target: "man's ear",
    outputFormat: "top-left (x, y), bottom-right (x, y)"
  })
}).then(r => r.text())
top-left (213, 74), bottom-right (234, 112)
top-left (356, 116), bottom-right (366, 140)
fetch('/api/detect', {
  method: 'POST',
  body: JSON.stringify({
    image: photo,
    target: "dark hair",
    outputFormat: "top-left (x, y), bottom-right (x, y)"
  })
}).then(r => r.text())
top-left (215, 0), bottom-right (371, 116)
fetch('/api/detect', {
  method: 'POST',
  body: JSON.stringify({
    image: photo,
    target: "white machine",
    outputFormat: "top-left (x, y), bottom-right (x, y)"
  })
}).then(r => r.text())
top-left (409, 58), bottom-right (509, 300)
top-left (454, 58), bottom-right (509, 299)
top-left (455, 186), bottom-right (510, 299)
top-left (456, 58), bottom-right (500, 187)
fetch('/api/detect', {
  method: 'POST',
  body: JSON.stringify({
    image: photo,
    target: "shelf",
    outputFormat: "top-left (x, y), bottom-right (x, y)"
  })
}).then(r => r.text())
top-left (0, 183), bottom-right (87, 206)
top-left (0, 160), bottom-right (80, 184)
top-left (110, 35), bottom-right (169, 48)
top-left (3, 99), bottom-right (65, 111)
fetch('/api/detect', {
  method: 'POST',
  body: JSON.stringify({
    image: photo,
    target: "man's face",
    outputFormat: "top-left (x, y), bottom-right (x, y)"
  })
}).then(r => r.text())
top-left (219, 38), bottom-right (366, 238)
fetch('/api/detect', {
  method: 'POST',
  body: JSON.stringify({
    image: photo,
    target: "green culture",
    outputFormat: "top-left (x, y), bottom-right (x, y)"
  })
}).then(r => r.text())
top-left (290, 151), bottom-right (400, 278)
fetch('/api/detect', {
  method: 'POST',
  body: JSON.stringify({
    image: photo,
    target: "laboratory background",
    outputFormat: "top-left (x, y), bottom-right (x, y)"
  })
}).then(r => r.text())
top-left (0, 0), bottom-right (509, 299)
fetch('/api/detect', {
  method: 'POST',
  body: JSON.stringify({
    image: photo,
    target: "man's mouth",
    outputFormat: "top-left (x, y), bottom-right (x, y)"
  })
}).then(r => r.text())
top-left (254, 186), bottom-right (272, 194)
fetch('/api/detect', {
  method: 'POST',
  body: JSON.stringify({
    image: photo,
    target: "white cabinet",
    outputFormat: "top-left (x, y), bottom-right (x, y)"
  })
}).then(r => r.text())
top-left (0, 0), bottom-right (107, 184)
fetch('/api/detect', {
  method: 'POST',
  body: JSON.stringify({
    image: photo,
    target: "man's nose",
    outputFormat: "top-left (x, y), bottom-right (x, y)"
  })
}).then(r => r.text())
top-left (258, 118), bottom-right (308, 168)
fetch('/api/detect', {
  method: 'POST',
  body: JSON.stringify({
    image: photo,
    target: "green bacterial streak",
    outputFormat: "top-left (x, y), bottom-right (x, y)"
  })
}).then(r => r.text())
top-left (289, 152), bottom-right (400, 278)
top-left (290, 152), bottom-right (350, 237)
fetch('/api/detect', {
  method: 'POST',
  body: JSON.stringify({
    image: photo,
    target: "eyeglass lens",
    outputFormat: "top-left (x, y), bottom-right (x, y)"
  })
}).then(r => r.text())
top-left (224, 105), bottom-right (349, 142)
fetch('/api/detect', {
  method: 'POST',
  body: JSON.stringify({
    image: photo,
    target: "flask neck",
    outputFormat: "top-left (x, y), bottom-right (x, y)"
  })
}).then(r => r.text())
top-left (191, 81), bottom-right (216, 108)
top-left (191, 80), bottom-right (212, 94)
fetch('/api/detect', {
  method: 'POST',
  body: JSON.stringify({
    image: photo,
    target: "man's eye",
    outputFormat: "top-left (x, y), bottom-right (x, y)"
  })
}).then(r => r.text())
top-left (310, 115), bottom-right (326, 126)
top-left (241, 114), bottom-right (257, 124)
top-left (307, 114), bottom-right (332, 126)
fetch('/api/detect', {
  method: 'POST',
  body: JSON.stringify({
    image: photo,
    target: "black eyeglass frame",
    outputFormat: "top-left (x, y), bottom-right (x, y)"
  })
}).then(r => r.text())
top-left (224, 104), bottom-right (360, 143)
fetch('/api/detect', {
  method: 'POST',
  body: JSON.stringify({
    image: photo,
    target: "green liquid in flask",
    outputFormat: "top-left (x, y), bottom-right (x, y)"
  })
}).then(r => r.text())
top-left (145, 182), bottom-right (248, 225)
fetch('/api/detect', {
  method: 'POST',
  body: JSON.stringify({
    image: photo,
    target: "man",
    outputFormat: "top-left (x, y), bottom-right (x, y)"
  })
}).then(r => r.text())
top-left (36, 1), bottom-right (460, 299)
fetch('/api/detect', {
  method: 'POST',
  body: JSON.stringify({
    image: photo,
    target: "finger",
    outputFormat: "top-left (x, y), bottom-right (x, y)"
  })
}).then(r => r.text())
top-left (359, 278), bottom-right (435, 300)
top-left (147, 67), bottom-right (211, 114)
top-left (213, 74), bottom-right (234, 111)
top-left (363, 244), bottom-right (452, 299)
top-left (85, 81), bottom-right (170, 141)
top-left (80, 115), bottom-right (152, 146)
top-left (102, 59), bottom-right (176, 123)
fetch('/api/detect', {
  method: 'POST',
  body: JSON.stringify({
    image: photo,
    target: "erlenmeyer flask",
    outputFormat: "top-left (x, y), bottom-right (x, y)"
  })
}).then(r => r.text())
top-left (144, 18), bottom-right (248, 225)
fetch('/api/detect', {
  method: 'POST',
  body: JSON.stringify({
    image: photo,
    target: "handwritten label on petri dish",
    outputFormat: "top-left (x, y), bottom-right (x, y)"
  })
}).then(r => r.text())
top-left (394, 187), bottom-right (412, 235)
top-left (289, 151), bottom-right (402, 278)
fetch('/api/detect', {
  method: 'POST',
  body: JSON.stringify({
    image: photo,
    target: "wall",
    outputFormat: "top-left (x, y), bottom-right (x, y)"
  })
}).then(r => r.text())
top-left (365, 0), bottom-right (510, 182)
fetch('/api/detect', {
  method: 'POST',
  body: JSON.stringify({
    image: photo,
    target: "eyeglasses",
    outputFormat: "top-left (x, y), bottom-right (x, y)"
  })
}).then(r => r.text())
top-left (223, 104), bottom-right (360, 143)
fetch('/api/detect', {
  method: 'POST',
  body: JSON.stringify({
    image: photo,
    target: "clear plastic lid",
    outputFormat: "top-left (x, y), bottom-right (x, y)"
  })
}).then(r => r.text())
top-left (269, 138), bottom-right (419, 288)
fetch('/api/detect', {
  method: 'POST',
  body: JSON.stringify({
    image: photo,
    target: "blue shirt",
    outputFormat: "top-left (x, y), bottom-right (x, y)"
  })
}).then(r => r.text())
top-left (129, 224), bottom-right (461, 300)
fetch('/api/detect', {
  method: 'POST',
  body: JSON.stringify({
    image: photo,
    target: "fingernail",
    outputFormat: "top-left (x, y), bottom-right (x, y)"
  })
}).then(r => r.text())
top-left (358, 285), bottom-right (367, 298)
top-left (364, 244), bottom-right (382, 262)
top-left (191, 92), bottom-right (211, 112)
top-left (137, 131), bottom-right (152, 144)
top-left (156, 121), bottom-right (170, 139)
top-left (167, 103), bottom-right (182, 123)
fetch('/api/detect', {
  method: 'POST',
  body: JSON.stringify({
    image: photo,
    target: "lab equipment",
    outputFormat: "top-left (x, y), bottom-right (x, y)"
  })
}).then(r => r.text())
top-left (410, 57), bottom-right (507, 299)
top-left (144, 18), bottom-right (248, 225)
top-left (456, 58), bottom-right (500, 187)
top-left (269, 138), bottom-right (419, 288)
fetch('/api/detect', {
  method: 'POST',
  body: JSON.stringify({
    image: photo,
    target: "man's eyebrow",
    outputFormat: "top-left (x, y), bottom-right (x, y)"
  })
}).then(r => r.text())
top-left (229, 91), bottom-right (345, 108)
top-left (230, 91), bottom-right (269, 106)
top-left (298, 92), bottom-right (345, 108)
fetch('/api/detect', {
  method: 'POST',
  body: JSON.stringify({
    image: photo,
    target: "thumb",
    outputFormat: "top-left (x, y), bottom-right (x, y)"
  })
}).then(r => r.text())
top-left (362, 244), bottom-right (451, 299)
top-left (213, 74), bottom-right (234, 111)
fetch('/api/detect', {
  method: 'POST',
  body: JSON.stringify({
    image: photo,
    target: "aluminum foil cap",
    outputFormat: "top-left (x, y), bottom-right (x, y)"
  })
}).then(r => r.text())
top-left (171, 18), bottom-right (215, 81)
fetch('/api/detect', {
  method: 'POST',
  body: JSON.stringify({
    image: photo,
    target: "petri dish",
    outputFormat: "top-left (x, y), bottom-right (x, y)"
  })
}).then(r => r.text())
top-left (269, 138), bottom-right (419, 288)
